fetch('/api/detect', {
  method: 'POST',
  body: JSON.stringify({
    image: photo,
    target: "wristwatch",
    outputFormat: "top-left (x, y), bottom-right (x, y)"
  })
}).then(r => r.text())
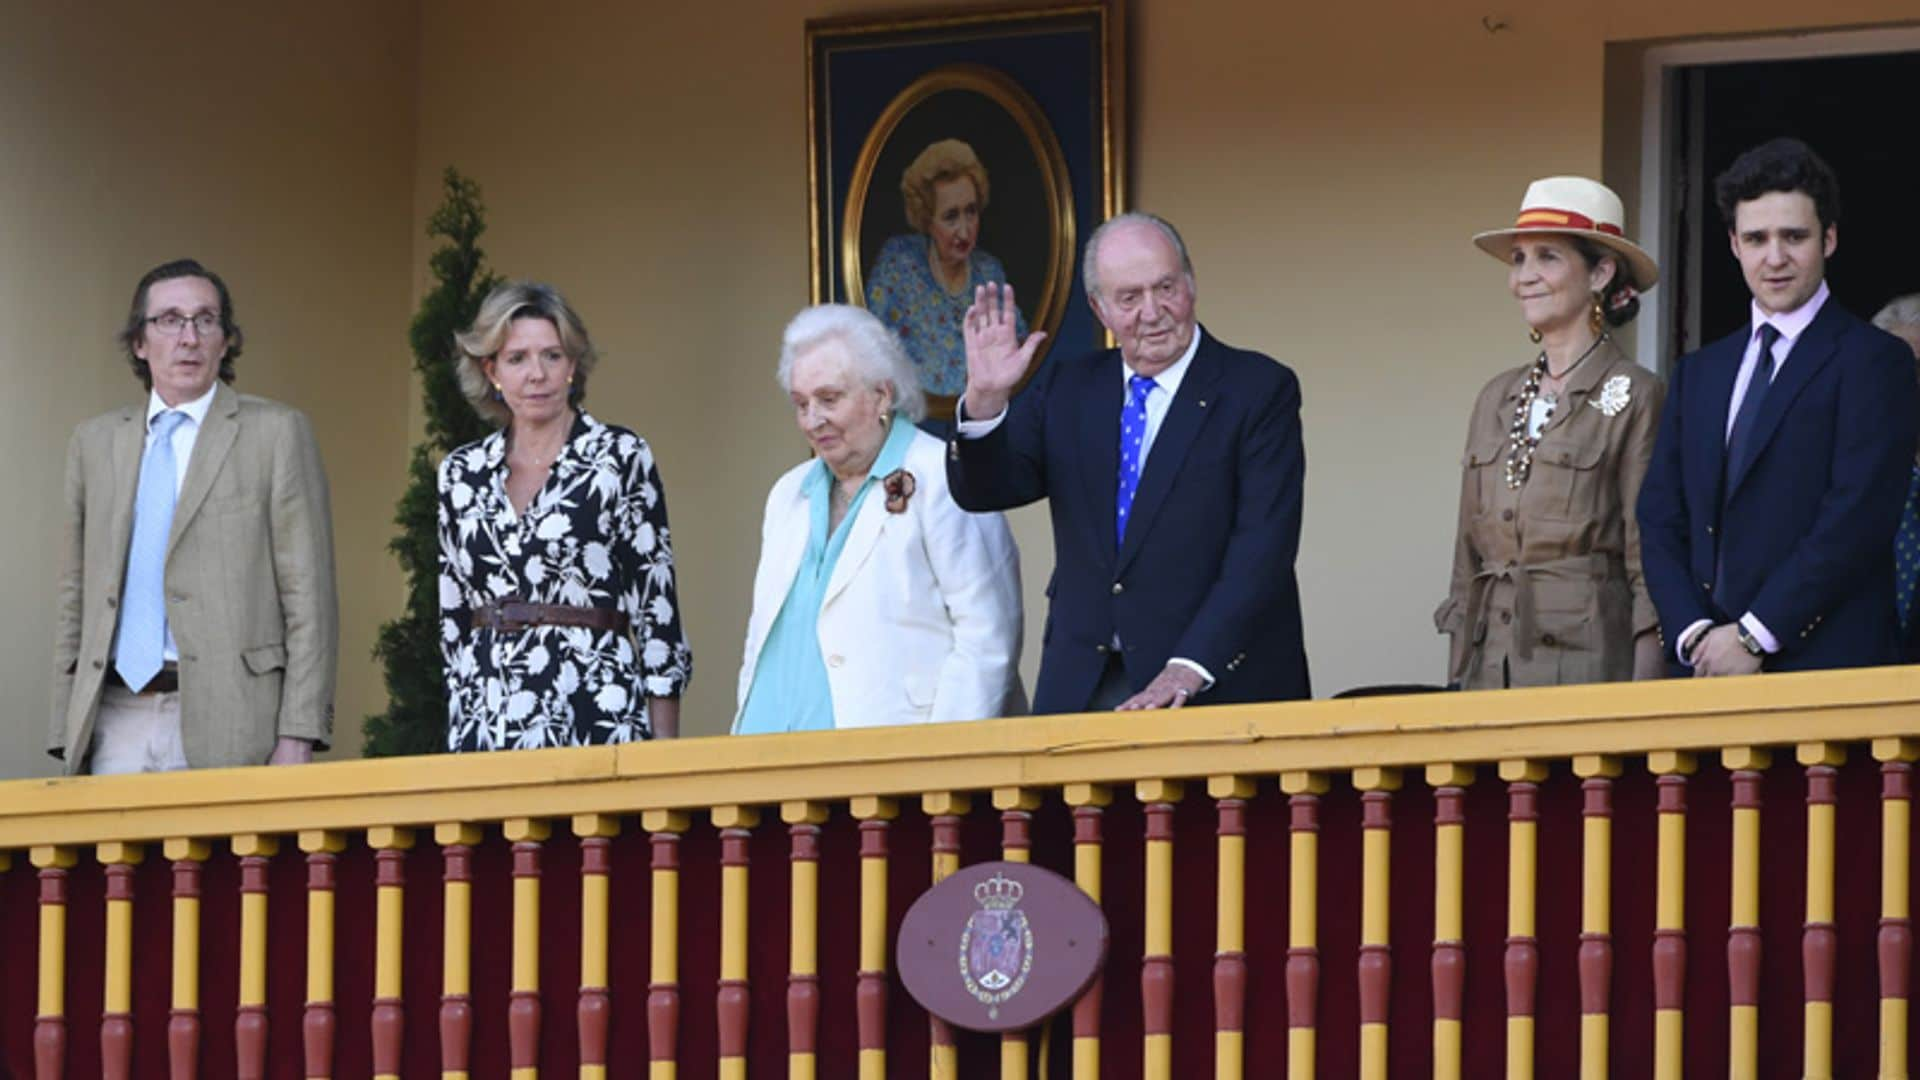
top-left (1734, 623), bottom-right (1766, 658)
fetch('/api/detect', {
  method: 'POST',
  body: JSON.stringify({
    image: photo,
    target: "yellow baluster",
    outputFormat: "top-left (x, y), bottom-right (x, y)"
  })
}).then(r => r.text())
top-left (1064, 783), bottom-right (1111, 1080)
top-left (300, 829), bottom-right (348, 1079)
top-left (1500, 758), bottom-right (1548, 1080)
top-left (366, 827), bottom-right (414, 1080)
top-left (1799, 742), bottom-right (1844, 1080)
top-left (1572, 755), bottom-right (1620, 1080)
top-left (642, 809), bottom-right (692, 1080)
top-left (1138, 779), bottom-right (1184, 1080)
top-left (924, 791), bottom-right (971, 1080)
top-left (574, 814), bottom-right (621, 1080)
top-left (1426, 764), bottom-right (1474, 1080)
top-left (97, 842), bottom-right (144, 1073)
top-left (714, 805), bottom-right (760, 1080)
top-left (995, 786), bottom-right (1042, 1080)
top-left (1875, 737), bottom-right (1918, 1080)
top-left (233, 833), bottom-right (279, 1078)
top-left (1354, 766), bottom-right (1400, 1080)
top-left (31, 845), bottom-right (78, 1078)
top-left (1210, 775), bottom-right (1255, 1080)
top-left (1647, 751), bottom-right (1696, 1080)
top-left (504, 818), bottom-right (552, 1080)
top-left (850, 796), bottom-right (898, 1080)
top-left (1724, 746), bottom-right (1771, 1080)
top-left (1281, 770), bottom-right (1328, 1080)
top-left (435, 823), bottom-right (483, 1080)
top-left (782, 801), bottom-right (830, 1080)
top-left (165, 838), bottom-right (211, 1079)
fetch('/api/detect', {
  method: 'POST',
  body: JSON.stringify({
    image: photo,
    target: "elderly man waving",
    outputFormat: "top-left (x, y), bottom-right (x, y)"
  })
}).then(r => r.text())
top-left (947, 212), bottom-right (1310, 713)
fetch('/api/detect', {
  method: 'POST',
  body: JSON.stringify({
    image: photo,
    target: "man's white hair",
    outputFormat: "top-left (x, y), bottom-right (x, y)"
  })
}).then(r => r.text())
top-left (1874, 293), bottom-right (1920, 334)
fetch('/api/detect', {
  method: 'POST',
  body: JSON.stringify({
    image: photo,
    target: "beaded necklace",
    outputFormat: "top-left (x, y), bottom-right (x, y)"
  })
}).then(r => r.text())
top-left (1503, 334), bottom-right (1605, 489)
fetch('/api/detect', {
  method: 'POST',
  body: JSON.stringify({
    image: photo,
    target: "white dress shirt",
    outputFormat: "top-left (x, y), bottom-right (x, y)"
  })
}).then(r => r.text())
top-left (1679, 281), bottom-right (1830, 663)
top-left (957, 327), bottom-right (1215, 688)
top-left (142, 381), bottom-right (219, 661)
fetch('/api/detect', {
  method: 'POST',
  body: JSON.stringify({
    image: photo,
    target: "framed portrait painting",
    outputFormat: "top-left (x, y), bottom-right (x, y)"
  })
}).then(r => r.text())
top-left (806, 3), bottom-right (1125, 423)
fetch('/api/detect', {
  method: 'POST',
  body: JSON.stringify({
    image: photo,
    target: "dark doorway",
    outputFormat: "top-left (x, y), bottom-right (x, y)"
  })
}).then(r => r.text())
top-left (1666, 49), bottom-right (1920, 353)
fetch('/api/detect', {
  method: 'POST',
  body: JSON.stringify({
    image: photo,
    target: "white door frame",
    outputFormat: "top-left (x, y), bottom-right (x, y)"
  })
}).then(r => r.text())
top-left (1636, 24), bottom-right (1920, 368)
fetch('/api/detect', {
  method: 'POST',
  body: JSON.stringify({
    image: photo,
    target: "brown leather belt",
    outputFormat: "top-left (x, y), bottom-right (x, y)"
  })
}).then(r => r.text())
top-left (106, 663), bottom-right (179, 694)
top-left (470, 602), bottom-right (629, 634)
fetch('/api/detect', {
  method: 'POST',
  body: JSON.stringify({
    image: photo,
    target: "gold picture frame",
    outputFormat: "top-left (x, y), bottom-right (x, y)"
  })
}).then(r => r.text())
top-left (806, 3), bottom-right (1126, 422)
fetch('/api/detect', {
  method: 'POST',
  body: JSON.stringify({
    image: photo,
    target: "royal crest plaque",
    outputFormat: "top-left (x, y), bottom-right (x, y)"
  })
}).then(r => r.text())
top-left (896, 859), bottom-right (1108, 1032)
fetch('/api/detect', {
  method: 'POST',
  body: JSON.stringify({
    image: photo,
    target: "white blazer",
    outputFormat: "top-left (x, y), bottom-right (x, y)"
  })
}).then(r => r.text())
top-left (735, 427), bottom-right (1024, 731)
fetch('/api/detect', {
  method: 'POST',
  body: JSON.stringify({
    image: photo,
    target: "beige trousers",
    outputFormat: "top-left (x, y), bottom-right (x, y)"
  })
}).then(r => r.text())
top-left (90, 685), bottom-right (189, 774)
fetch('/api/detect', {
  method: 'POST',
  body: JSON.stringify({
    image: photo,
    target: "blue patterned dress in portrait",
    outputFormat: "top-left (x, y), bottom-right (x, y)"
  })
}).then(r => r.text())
top-left (865, 234), bottom-right (1028, 397)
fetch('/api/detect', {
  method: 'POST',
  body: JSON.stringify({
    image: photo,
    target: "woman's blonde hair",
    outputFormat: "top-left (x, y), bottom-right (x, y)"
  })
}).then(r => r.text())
top-left (454, 281), bottom-right (599, 426)
top-left (900, 139), bottom-right (990, 235)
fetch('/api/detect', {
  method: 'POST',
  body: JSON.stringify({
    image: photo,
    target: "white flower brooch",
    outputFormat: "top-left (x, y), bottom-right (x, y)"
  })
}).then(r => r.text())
top-left (1590, 374), bottom-right (1632, 417)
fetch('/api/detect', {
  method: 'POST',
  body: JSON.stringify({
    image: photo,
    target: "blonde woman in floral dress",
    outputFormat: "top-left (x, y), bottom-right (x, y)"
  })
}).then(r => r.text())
top-left (438, 282), bottom-right (691, 749)
top-left (1437, 177), bottom-right (1666, 688)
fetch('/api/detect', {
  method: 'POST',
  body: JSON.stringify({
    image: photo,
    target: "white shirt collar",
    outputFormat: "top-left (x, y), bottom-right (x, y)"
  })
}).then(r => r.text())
top-left (1751, 279), bottom-right (1829, 346)
top-left (147, 381), bottom-right (219, 430)
top-left (1120, 323), bottom-right (1203, 396)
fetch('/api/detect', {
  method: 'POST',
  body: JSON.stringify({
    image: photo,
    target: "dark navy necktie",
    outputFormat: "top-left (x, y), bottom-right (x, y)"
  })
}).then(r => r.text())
top-left (1898, 465), bottom-right (1920, 634)
top-left (1725, 322), bottom-right (1781, 485)
top-left (1115, 374), bottom-right (1156, 548)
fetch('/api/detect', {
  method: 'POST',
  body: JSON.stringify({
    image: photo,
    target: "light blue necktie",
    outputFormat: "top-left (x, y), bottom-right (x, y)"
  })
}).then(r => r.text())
top-left (114, 410), bottom-right (188, 691)
top-left (1115, 374), bottom-right (1155, 548)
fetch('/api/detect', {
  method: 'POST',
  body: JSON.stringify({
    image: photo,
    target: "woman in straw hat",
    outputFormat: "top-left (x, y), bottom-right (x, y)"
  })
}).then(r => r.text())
top-left (1436, 177), bottom-right (1666, 688)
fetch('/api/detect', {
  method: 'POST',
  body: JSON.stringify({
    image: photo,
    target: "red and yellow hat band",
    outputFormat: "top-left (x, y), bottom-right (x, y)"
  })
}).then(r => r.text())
top-left (1513, 208), bottom-right (1623, 237)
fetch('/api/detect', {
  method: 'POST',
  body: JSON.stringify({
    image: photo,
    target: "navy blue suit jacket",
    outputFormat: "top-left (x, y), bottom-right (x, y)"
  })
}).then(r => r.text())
top-left (1636, 298), bottom-right (1918, 672)
top-left (947, 329), bottom-right (1309, 713)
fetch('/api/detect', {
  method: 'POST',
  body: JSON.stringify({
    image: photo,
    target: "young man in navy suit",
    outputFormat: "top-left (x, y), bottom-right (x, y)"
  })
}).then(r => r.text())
top-left (946, 212), bottom-right (1309, 713)
top-left (1637, 138), bottom-right (1918, 676)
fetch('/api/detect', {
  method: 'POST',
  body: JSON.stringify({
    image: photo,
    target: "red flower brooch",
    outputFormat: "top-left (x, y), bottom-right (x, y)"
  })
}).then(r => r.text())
top-left (882, 468), bottom-right (916, 514)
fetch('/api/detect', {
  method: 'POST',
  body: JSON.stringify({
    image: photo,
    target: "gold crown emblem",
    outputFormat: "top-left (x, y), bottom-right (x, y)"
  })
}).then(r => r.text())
top-left (974, 872), bottom-right (1024, 909)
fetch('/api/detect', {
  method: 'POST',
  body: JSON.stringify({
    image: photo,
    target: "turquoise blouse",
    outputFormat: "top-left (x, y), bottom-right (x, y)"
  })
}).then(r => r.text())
top-left (737, 416), bottom-right (917, 734)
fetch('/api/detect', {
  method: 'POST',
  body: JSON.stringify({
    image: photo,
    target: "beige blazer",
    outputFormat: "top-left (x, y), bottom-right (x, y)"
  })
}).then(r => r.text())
top-left (1436, 342), bottom-right (1664, 689)
top-left (52, 382), bottom-right (338, 772)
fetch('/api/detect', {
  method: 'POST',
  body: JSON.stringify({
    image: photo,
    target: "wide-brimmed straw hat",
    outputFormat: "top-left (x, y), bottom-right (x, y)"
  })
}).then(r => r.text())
top-left (1473, 176), bottom-right (1659, 290)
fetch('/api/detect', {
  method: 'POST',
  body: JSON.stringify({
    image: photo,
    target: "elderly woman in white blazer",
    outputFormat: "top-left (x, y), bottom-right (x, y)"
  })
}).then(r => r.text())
top-left (735, 304), bottom-right (1024, 733)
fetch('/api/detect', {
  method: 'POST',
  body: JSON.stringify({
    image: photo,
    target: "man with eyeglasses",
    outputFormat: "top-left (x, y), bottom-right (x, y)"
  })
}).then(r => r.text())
top-left (51, 259), bottom-right (338, 774)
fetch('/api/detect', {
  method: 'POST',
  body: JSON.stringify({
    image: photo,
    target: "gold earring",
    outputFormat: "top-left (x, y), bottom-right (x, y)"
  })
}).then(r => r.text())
top-left (1590, 294), bottom-right (1606, 335)
top-left (1528, 327), bottom-right (1543, 345)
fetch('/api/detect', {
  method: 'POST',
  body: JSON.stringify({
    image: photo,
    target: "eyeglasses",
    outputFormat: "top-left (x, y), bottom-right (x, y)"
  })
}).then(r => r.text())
top-left (146, 311), bottom-right (222, 336)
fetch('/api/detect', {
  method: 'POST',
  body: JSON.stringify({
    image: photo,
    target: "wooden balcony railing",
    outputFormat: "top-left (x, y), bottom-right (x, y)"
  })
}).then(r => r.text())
top-left (2, 667), bottom-right (1918, 1077)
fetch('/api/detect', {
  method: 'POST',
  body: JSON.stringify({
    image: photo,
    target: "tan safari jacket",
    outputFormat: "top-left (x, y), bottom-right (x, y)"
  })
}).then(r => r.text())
top-left (1436, 340), bottom-right (1664, 689)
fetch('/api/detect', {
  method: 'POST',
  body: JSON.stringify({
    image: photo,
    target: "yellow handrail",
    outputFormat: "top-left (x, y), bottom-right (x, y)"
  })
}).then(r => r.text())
top-left (3, 667), bottom-right (1918, 849)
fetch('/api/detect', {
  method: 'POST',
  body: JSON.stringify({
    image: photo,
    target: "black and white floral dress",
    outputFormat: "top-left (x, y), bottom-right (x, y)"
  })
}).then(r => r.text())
top-left (437, 412), bottom-right (691, 750)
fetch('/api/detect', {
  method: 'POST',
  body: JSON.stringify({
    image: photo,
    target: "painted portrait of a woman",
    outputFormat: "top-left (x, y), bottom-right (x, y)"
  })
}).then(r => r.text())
top-left (864, 138), bottom-right (1027, 397)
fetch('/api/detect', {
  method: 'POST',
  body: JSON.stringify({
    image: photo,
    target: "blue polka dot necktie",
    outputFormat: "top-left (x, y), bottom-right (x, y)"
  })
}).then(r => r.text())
top-left (114, 409), bottom-right (188, 692)
top-left (1897, 465), bottom-right (1920, 634)
top-left (1115, 374), bottom-right (1156, 548)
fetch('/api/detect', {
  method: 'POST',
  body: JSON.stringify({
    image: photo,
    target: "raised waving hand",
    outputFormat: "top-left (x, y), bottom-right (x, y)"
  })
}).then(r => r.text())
top-left (961, 283), bottom-right (1047, 421)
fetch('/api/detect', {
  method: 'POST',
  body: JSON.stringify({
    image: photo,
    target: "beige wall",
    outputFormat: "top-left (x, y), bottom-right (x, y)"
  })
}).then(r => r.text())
top-left (5, 2), bottom-right (1916, 773)
top-left (0, 3), bottom-right (419, 777)
top-left (413, 0), bottom-right (1918, 733)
